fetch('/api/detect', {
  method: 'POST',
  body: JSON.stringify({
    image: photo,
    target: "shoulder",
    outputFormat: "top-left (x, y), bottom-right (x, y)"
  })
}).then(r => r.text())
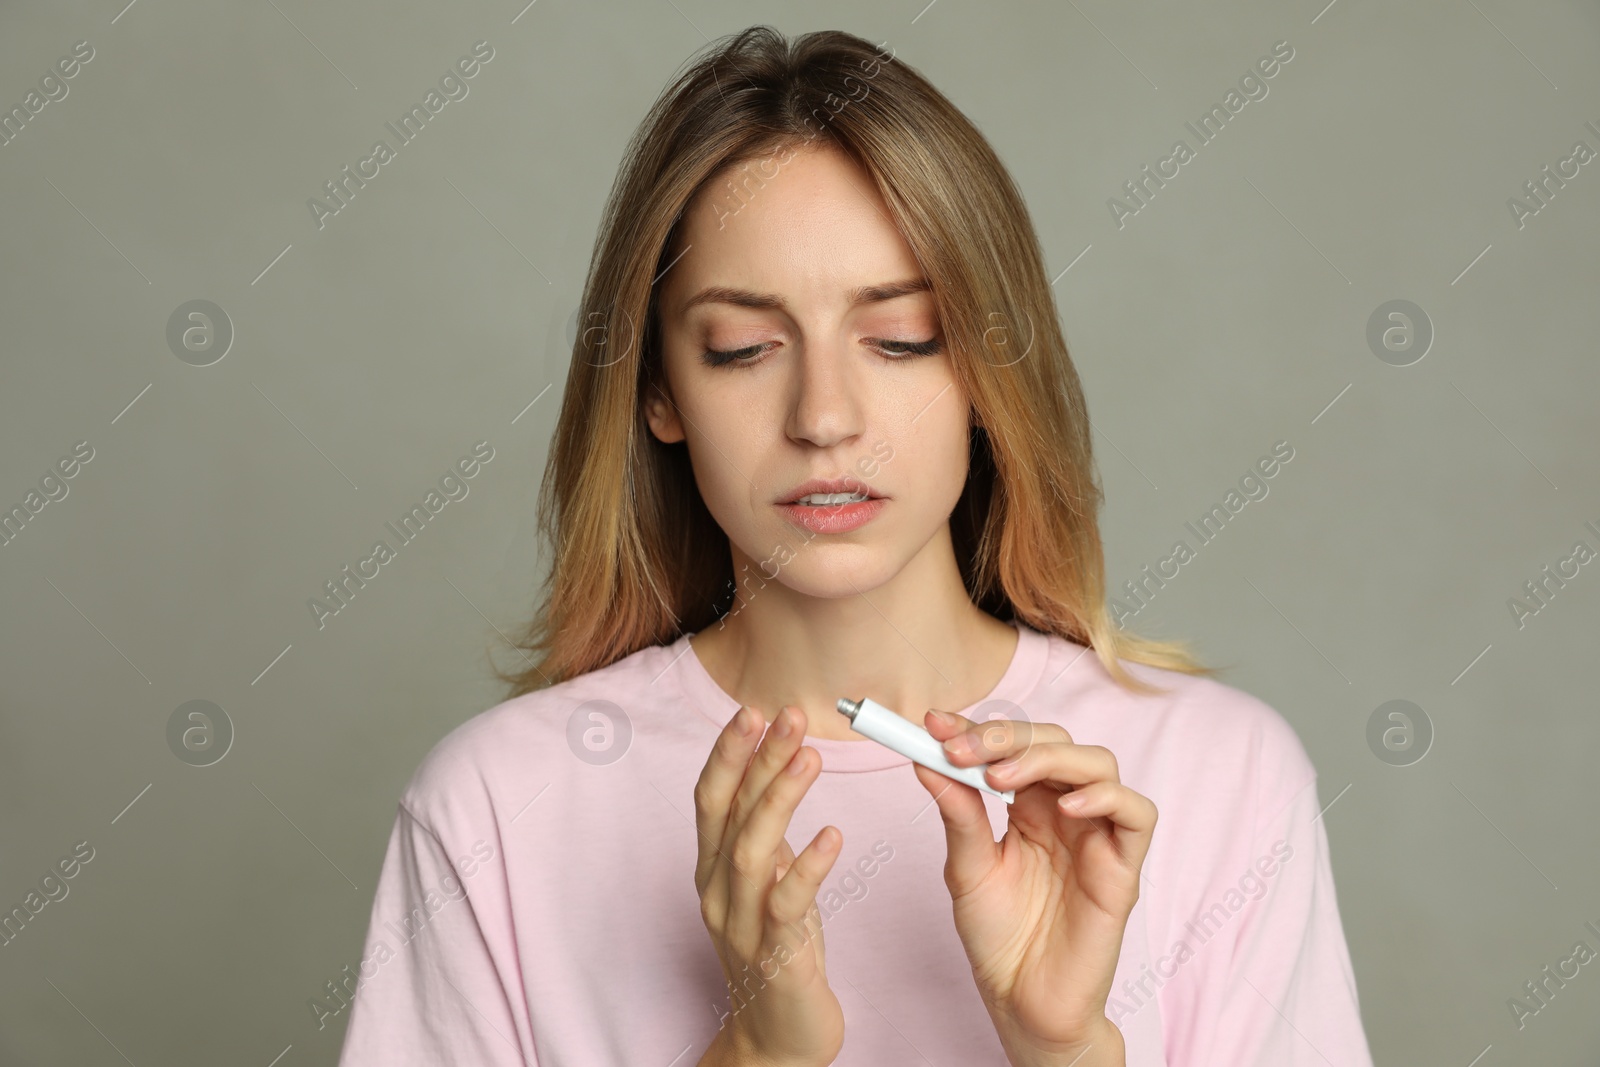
top-left (1036, 632), bottom-right (1319, 820)
top-left (395, 640), bottom-right (676, 834)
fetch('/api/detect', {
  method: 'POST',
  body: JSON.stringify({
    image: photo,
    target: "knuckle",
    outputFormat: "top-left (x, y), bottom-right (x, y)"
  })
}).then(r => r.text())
top-left (760, 740), bottom-right (794, 772)
top-left (721, 728), bottom-right (750, 758)
top-left (712, 734), bottom-right (746, 770)
top-left (760, 772), bottom-right (796, 808)
top-left (729, 841), bottom-right (761, 875)
top-left (979, 720), bottom-right (1013, 748)
top-left (753, 789), bottom-right (794, 828)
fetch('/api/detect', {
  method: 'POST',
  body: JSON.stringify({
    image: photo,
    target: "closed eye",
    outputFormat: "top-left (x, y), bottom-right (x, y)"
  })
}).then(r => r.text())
top-left (875, 338), bottom-right (941, 358)
top-left (700, 338), bottom-right (942, 369)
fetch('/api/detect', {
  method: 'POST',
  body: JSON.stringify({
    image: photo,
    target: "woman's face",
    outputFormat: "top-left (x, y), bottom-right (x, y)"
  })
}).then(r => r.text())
top-left (646, 142), bottom-right (972, 602)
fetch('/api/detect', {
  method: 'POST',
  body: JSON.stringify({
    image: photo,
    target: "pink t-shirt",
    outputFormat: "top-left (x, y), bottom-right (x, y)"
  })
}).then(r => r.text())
top-left (334, 620), bottom-right (1374, 1066)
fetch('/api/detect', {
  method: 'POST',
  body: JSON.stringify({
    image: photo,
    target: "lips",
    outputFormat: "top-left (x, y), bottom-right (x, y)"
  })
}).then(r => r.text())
top-left (777, 477), bottom-right (886, 505)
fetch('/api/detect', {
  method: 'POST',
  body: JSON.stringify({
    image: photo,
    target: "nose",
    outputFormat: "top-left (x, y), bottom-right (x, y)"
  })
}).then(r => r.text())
top-left (784, 338), bottom-right (864, 449)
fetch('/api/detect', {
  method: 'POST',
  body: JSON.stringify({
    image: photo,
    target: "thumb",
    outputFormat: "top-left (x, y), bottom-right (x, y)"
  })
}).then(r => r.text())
top-left (914, 710), bottom-right (1001, 892)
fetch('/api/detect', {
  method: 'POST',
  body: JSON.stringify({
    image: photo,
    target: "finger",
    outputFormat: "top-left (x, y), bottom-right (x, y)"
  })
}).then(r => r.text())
top-left (924, 710), bottom-right (1072, 768)
top-left (1056, 780), bottom-right (1159, 870)
top-left (981, 741), bottom-right (1120, 795)
top-left (723, 706), bottom-right (808, 853)
top-left (909, 758), bottom-right (1001, 895)
top-left (767, 824), bottom-right (841, 942)
top-left (725, 741), bottom-right (821, 952)
top-left (693, 705), bottom-right (764, 894)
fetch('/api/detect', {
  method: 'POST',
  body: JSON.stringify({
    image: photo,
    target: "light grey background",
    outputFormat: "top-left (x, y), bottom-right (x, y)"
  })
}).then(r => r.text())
top-left (2, 0), bottom-right (1596, 1063)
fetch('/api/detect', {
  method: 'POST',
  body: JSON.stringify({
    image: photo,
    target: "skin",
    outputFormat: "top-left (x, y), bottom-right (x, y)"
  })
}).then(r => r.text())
top-left (650, 142), bottom-right (1149, 1067)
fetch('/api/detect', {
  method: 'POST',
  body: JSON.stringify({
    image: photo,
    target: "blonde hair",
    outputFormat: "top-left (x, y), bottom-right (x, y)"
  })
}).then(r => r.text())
top-left (496, 25), bottom-right (1216, 699)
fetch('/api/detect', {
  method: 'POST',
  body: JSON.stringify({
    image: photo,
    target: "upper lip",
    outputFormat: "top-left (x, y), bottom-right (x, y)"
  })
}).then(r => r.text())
top-left (777, 477), bottom-right (886, 504)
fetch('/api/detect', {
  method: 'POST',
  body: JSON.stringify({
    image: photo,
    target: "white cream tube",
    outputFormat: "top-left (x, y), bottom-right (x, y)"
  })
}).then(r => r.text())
top-left (835, 697), bottom-right (1015, 804)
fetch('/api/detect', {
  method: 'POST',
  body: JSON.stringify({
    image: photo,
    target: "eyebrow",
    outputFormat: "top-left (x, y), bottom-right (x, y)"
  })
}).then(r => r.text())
top-left (679, 277), bottom-right (932, 315)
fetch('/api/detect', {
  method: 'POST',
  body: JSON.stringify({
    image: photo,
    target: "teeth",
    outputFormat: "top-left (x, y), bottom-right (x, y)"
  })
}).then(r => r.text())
top-left (795, 492), bottom-right (870, 506)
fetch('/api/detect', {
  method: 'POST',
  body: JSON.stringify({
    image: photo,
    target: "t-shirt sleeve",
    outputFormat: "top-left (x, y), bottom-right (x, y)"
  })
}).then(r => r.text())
top-left (335, 800), bottom-right (534, 1066)
top-left (1202, 776), bottom-right (1375, 1066)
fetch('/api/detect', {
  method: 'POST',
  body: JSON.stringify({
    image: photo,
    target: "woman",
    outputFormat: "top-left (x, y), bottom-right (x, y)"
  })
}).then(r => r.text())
top-left (336, 26), bottom-right (1373, 1067)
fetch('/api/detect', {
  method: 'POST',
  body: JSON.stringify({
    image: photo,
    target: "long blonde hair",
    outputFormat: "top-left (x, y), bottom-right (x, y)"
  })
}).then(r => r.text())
top-left (496, 25), bottom-right (1216, 699)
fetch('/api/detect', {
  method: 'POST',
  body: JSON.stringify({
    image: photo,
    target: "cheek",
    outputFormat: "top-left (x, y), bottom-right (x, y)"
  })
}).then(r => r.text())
top-left (903, 414), bottom-right (972, 514)
top-left (857, 396), bottom-right (966, 521)
top-left (677, 392), bottom-right (767, 519)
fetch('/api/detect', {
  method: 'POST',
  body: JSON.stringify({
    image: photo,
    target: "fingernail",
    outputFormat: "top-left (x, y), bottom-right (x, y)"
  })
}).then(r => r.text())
top-left (942, 734), bottom-right (973, 757)
top-left (773, 708), bottom-right (792, 738)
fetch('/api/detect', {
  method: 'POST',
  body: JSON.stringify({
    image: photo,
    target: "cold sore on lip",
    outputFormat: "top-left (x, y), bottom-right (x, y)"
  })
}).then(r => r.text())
top-left (774, 494), bottom-right (887, 534)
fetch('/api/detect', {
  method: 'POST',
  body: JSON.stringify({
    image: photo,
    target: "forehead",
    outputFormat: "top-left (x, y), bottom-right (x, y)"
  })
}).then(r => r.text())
top-left (660, 143), bottom-right (928, 316)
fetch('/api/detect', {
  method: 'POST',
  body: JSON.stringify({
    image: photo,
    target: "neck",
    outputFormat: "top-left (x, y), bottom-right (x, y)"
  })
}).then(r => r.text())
top-left (689, 538), bottom-right (1020, 741)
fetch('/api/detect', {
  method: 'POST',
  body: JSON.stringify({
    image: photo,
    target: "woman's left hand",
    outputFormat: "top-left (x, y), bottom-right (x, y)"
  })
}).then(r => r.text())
top-left (912, 709), bottom-right (1157, 1067)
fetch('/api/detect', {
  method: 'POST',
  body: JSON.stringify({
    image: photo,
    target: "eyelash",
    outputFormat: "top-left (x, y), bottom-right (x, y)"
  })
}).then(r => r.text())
top-left (700, 338), bottom-right (942, 369)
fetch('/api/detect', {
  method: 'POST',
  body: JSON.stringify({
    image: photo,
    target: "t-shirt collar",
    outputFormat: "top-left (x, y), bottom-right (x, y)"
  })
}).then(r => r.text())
top-left (664, 619), bottom-right (1052, 772)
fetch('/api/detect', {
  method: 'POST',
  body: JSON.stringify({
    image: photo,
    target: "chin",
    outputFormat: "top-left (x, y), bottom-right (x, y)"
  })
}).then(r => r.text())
top-left (770, 549), bottom-right (905, 600)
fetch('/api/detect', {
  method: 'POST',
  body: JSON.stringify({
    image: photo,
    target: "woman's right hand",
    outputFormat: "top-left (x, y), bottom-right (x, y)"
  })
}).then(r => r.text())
top-left (694, 703), bottom-right (845, 1067)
